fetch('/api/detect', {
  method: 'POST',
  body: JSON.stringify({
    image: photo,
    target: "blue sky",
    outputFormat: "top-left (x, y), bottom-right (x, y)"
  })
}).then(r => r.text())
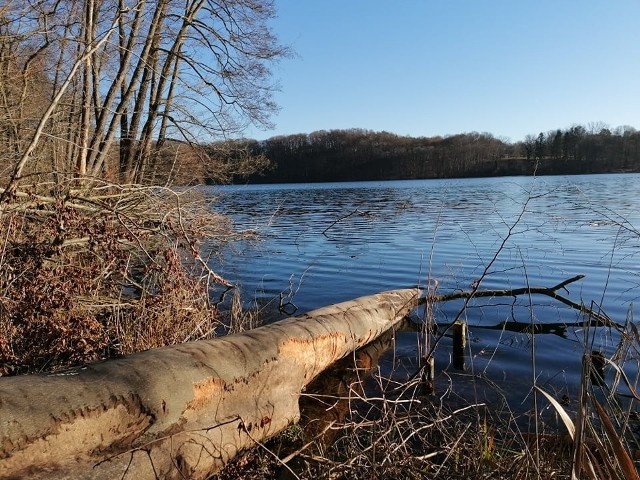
top-left (245, 0), bottom-right (640, 143)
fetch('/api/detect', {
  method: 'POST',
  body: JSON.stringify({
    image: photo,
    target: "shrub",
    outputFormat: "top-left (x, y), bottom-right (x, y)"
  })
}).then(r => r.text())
top-left (0, 181), bottom-right (232, 375)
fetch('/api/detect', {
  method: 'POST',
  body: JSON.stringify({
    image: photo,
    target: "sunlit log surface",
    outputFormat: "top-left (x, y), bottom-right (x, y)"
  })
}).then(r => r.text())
top-left (0, 288), bottom-right (419, 479)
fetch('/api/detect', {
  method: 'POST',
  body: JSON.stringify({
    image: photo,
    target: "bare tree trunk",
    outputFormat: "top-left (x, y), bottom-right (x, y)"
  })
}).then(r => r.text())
top-left (132, 0), bottom-right (204, 183)
top-left (77, 0), bottom-right (95, 176)
top-left (117, 0), bottom-right (169, 182)
top-left (0, 289), bottom-right (420, 479)
top-left (86, 0), bottom-right (148, 178)
top-left (148, 51), bottom-right (181, 184)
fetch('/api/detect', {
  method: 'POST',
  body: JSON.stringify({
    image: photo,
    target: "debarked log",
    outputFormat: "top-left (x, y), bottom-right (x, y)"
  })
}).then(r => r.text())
top-left (0, 288), bottom-right (420, 480)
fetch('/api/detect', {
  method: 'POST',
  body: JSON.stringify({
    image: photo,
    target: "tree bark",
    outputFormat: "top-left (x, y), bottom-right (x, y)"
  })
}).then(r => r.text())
top-left (0, 288), bottom-right (419, 479)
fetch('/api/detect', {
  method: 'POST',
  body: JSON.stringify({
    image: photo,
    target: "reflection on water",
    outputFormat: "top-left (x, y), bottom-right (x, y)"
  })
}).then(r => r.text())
top-left (209, 174), bottom-right (640, 405)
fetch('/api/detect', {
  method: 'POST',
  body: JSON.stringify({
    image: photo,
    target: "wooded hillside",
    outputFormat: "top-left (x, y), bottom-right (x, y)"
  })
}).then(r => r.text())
top-left (215, 125), bottom-right (640, 184)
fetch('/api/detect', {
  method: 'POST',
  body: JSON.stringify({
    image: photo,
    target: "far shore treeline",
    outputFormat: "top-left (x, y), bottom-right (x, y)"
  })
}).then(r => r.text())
top-left (210, 125), bottom-right (640, 184)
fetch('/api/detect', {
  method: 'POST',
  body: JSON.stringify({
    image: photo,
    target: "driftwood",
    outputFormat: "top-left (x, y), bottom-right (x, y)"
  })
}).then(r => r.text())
top-left (430, 274), bottom-right (613, 325)
top-left (421, 274), bottom-right (618, 354)
top-left (0, 288), bottom-right (420, 480)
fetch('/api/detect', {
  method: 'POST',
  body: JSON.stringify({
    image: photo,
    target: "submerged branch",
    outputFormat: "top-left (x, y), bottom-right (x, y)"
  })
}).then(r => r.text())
top-left (322, 209), bottom-right (371, 236)
top-left (423, 274), bottom-right (616, 328)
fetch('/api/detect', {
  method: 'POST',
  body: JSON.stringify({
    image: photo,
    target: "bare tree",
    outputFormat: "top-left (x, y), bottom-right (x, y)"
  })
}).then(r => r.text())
top-left (0, 0), bottom-right (288, 192)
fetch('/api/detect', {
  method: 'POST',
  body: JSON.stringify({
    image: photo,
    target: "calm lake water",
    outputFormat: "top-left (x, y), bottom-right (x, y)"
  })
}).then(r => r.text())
top-left (208, 174), bottom-right (640, 407)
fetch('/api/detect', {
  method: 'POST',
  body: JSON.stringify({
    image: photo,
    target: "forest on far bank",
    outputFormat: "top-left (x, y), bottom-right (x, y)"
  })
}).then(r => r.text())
top-left (211, 124), bottom-right (640, 184)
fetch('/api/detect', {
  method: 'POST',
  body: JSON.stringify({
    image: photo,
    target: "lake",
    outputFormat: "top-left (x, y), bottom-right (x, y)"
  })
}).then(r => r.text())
top-left (208, 174), bottom-right (640, 408)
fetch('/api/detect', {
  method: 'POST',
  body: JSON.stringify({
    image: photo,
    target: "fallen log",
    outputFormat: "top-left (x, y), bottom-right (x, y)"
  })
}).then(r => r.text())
top-left (0, 288), bottom-right (420, 479)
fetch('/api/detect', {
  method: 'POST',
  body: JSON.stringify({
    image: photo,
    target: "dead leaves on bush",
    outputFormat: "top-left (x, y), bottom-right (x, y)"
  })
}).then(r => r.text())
top-left (0, 184), bottom-right (229, 375)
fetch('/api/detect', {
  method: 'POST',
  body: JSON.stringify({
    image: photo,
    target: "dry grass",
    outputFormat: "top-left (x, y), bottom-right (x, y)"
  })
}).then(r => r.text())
top-left (215, 376), bottom-right (573, 479)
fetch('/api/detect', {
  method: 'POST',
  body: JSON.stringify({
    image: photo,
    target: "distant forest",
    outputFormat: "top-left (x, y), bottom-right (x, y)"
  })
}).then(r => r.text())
top-left (211, 124), bottom-right (640, 184)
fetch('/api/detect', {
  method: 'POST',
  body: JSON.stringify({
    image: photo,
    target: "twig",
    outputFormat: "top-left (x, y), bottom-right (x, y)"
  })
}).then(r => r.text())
top-left (0, 15), bottom-right (121, 204)
top-left (239, 422), bottom-right (301, 479)
top-left (322, 208), bottom-right (371, 236)
top-left (280, 421), bottom-right (336, 464)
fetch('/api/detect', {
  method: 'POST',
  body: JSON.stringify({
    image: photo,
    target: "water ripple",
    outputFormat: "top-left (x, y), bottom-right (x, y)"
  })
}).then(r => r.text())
top-left (210, 174), bottom-right (640, 399)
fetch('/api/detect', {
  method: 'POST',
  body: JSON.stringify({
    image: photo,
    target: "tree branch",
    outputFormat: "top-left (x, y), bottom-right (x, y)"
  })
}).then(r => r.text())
top-left (423, 274), bottom-right (615, 327)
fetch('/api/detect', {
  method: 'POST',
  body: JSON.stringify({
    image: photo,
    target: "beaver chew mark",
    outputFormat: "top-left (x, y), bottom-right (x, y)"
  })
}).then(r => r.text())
top-left (0, 395), bottom-right (152, 477)
top-left (279, 333), bottom-right (348, 382)
top-left (187, 377), bottom-right (227, 411)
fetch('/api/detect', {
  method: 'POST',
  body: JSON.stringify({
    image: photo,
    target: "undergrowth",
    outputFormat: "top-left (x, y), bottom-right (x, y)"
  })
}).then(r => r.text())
top-left (213, 308), bottom-right (640, 480)
top-left (0, 179), bottom-right (237, 375)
